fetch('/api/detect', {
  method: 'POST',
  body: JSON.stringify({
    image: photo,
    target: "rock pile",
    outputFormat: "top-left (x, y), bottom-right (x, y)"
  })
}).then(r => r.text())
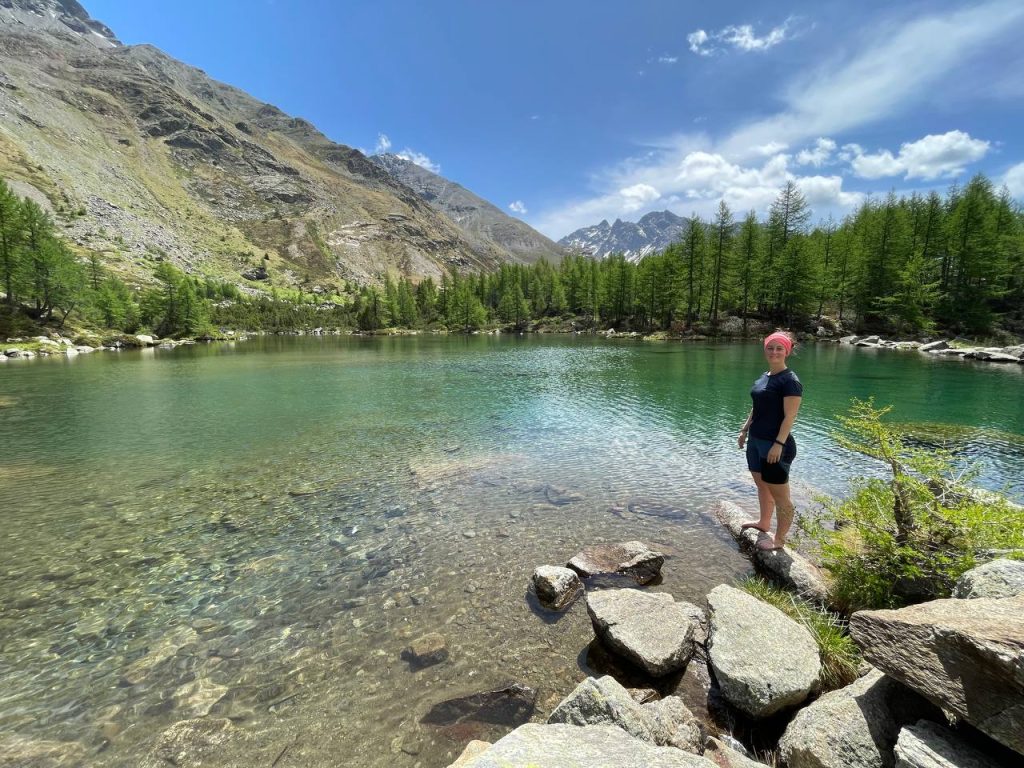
top-left (455, 525), bottom-right (1024, 768)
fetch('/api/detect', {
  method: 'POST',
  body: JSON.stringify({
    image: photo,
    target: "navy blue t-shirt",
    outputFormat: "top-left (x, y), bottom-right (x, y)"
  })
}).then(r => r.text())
top-left (749, 368), bottom-right (803, 442)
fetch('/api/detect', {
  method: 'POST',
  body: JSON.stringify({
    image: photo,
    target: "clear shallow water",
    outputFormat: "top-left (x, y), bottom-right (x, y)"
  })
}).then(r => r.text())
top-left (0, 336), bottom-right (1022, 766)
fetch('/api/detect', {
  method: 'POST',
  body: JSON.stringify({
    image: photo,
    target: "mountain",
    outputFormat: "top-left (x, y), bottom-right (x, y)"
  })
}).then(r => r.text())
top-left (0, 0), bottom-right (519, 290)
top-left (369, 153), bottom-right (564, 264)
top-left (559, 211), bottom-right (688, 262)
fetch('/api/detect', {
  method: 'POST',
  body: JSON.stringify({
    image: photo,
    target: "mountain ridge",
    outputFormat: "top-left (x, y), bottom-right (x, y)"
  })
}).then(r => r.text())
top-left (0, 0), bottom-right (530, 291)
top-left (558, 210), bottom-right (688, 262)
top-left (369, 152), bottom-right (565, 264)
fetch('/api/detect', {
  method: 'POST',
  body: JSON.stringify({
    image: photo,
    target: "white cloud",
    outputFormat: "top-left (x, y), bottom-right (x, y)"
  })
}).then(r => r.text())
top-left (754, 141), bottom-right (789, 156)
top-left (535, 2), bottom-right (1023, 237)
top-left (796, 175), bottom-right (865, 208)
top-left (370, 133), bottom-right (439, 173)
top-left (619, 183), bottom-right (661, 211)
top-left (1004, 162), bottom-right (1024, 199)
top-left (508, 200), bottom-right (528, 215)
top-left (795, 137), bottom-right (837, 167)
top-left (848, 149), bottom-right (903, 179)
top-left (688, 19), bottom-right (793, 56)
top-left (720, 22), bottom-right (790, 52)
top-left (687, 29), bottom-right (711, 56)
top-left (657, 55), bottom-right (678, 64)
top-left (395, 149), bottom-right (441, 174)
top-left (720, 1), bottom-right (1024, 160)
top-left (847, 130), bottom-right (990, 180)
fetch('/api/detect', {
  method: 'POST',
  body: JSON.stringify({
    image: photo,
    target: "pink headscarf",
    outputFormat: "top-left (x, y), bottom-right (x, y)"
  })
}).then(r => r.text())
top-left (764, 332), bottom-right (793, 354)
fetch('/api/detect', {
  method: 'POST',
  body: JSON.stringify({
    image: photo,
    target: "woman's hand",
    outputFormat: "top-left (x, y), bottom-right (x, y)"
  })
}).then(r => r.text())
top-left (737, 430), bottom-right (747, 449)
top-left (766, 442), bottom-right (783, 463)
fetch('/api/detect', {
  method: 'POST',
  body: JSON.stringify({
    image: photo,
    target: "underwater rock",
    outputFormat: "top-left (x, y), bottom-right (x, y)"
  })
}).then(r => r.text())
top-left (568, 541), bottom-right (665, 585)
top-left (421, 683), bottom-right (537, 727)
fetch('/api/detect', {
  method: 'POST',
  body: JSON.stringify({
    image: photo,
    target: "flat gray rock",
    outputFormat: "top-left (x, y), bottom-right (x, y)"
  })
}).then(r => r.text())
top-left (952, 559), bottom-right (1024, 599)
top-left (586, 589), bottom-right (701, 677)
top-left (460, 723), bottom-right (718, 767)
top-left (707, 584), bottom-right (820, 718)
top-left (547, 675), bottom-right (656, 742)
top-left (894, 720), bottom-right (1002, 768)
top-left (568, 541), bottom-right (665, 585)
top-left (532, 565), bottom-right (584, 610)
top-left (713, 501), bottom-right (830, 604)
top-left (779, 669), bottom-right (929, 768)
top-left (850, 595), bottom-right (1024, 756)
top-left (919, 341), bottom-right (949, 352)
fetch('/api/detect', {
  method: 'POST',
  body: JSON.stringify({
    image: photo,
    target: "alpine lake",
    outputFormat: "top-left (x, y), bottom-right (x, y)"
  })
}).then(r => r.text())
top-left (1, 335), bottom-right (1022, 767)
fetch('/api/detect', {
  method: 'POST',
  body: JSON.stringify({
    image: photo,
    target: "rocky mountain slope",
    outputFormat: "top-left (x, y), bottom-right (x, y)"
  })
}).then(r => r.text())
top-left (0, 0), bottom-right (520, 290)
top-left (559, 210), bottom-right (688, 262)
top-left (369, 153), bottom-right (564, 264)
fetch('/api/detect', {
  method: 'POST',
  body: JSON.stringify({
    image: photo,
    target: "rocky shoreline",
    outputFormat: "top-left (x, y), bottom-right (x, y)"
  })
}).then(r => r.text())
top-left (4, 320), bottom-right (1023, 364)
top-left (832, 334), bottom-right (1024, 365)
top-left (438, 504), bottom-right (1024, 768)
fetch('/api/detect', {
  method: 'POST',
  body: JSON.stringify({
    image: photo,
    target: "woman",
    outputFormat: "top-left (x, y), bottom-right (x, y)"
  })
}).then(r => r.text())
top-left (737, 331), bottom-right (802, 551)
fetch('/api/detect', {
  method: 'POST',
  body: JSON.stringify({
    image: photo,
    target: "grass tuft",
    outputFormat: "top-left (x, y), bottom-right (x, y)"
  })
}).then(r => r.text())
top-left (741, 576), bottom-right (861, 691)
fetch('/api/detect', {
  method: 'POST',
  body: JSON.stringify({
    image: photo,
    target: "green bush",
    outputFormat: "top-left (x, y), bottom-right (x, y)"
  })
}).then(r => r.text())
top-left (800, 399), bottom-right (1024, 612)
top-left (741, 577), bottom-right (861, 691)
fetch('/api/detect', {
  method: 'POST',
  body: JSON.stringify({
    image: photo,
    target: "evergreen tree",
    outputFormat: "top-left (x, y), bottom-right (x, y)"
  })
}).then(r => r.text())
top-left (764, 182), bottom-right (811, 316)
top-left (0, 180), bottom-right (22, 305)
top-left (736, 211), bottom-right (760, 332)
top-left (709, 201), bottom-right (733, 324)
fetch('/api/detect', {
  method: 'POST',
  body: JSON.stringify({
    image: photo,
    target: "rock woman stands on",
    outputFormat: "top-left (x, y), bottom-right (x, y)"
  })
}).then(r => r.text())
top-left (737, 331), bottom-right (802, 551)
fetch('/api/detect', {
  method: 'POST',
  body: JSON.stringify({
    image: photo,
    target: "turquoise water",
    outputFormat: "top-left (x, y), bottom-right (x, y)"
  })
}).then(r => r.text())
top-left (0, 336), bottom-right (1021, 766)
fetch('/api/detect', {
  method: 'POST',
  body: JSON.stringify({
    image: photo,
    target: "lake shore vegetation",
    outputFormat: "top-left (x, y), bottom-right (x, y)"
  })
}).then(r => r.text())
top-left (799, 399), bottom-right (1024, 613)
top-left (1, 175), bottom-right (1022, 342)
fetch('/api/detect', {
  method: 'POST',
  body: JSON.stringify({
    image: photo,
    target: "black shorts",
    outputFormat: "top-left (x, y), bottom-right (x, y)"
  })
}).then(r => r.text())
top-left (745, 436), bottom-right (796, 485)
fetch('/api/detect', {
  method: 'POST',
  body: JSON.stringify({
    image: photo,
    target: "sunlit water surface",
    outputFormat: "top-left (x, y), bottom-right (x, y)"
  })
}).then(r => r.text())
top-left (1, 336), bottom-right (1022, 766)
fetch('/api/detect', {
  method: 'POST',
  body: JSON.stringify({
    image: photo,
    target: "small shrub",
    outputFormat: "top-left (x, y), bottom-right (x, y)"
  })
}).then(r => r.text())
top-left (741, 577), bottom-right (861, 691)
top-left (800, 399), bottom-right (1024, 612)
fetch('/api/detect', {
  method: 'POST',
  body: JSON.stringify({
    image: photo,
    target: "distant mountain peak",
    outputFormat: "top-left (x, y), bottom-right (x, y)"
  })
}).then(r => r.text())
top-left (558, 210), bottom-right (688, 262)
top-left (0, 0), bottom-right (120, 48)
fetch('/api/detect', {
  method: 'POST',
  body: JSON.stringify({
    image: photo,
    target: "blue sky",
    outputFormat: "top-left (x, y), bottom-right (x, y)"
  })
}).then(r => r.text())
top-left (86, 0), bottom-right (1024, 238)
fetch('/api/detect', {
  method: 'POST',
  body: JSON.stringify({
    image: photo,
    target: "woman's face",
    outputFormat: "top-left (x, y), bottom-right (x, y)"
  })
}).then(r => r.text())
top-left (764, 341), bottom-right (789, 364)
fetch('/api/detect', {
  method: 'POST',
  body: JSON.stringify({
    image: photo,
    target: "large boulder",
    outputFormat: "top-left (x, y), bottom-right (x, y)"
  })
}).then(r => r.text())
top-left (459, 723), bottom-right (718, 767)
top-left (849, 595), bottom-right (1024, 756)
top-left (586, 589), bottom-right (702, 676)
top-left (707, 584), bottom-right (820, 718)
top-left (531, 565), bottom-right (584, 610)
top-left (952, 559), bottom-right (1024, 599)
top-left (919, 341), bottom-right (949, 352)
top-left (547, 675), bottom-right (703, 752)
top-left (714, 501), bottom-right (830, 603)
top-left (779, 669), bottom-right (938, 768)
top-left (894, 720), bottom-right (1002, 768)
top-left (547, 675), bottom-right (656, 742)
top-left (568, 541), bottom-right (664, 585)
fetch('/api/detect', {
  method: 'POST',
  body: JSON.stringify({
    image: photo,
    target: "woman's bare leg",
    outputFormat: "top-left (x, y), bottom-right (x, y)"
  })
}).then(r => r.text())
top-left (742, 472), bottom-right (775, 532)
top-left (765, 482), bottom-right (795, 548)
